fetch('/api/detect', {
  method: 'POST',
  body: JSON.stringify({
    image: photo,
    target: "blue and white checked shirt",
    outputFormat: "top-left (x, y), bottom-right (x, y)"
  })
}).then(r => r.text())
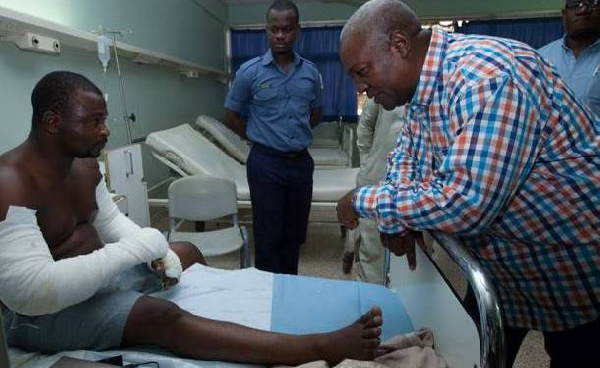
top-left (354, 29), bottom-right (600, 331)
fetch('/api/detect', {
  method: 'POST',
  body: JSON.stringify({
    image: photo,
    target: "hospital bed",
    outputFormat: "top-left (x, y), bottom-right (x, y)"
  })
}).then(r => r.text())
top-left (193, 115), bottom-right (351, 169)
top-left (144, 123), bottom-right (359, 208)
top-left (1, 231), bottom-right (504, 368)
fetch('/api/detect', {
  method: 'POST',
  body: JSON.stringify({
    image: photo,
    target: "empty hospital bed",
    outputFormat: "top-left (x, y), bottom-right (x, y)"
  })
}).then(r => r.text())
top-left (1, 231), bottom-right (504, 368)
top-left (145, 123), bottom-right (359, 208)
top-left (193, 115), bottom-right (351, 169)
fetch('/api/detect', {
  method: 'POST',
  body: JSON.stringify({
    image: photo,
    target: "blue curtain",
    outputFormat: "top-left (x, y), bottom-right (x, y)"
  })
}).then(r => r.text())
top-left (230, 27), bottom-right (357, 122)
top-left (457, 17), bottom-right (564, 49)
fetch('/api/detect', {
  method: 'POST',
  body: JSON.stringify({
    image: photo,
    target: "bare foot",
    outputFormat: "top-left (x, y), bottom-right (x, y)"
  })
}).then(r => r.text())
top-left (317, 306), bottom-right (383, 363)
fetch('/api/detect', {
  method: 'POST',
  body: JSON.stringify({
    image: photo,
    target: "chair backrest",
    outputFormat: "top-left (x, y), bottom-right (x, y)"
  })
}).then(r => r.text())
top-left (168, 176), bottom-right (238, 221)
top-left (145, 124), bottom-right (246, 183)
top-left (195, 115), bottom-right (250, 163)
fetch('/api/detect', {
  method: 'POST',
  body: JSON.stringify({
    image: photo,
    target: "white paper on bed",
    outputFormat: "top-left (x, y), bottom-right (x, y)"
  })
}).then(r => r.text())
top-left (151, 264), bottom-right (273, 330)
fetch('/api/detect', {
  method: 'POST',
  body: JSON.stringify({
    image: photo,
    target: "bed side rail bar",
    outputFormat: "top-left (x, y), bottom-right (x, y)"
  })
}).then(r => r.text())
top-left (427, 231), bottom-right (505, 368)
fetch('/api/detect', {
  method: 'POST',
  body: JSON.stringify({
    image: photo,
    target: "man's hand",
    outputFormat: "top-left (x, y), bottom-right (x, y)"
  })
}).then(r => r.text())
top-left (150, 259), bottom-right (179, 290)
top-left (379, 231), bottom-right (425, 271)
top-left (337, 189), bottom-right (359, 229)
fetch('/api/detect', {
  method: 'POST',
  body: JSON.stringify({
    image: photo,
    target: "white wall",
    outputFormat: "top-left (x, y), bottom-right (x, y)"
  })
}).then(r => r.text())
top-left (0, 0), bottom-right (228, 186)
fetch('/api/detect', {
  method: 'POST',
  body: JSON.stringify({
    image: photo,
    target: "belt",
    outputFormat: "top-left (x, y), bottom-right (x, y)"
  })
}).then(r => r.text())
top-left (252, 142), bottom-right (308, 159)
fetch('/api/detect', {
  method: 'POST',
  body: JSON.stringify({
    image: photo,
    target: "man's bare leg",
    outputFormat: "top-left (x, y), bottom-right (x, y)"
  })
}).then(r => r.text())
top-left (126, 241), bottom-right (382, 364)
top-left (169, 241), bottom-right (206, 269)
top-left (122, 298), bottom-right (381, 365)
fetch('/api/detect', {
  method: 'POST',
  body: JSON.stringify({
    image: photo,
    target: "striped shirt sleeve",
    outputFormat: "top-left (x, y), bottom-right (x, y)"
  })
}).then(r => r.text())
top-left (353, 75), bottom-right (543, 235)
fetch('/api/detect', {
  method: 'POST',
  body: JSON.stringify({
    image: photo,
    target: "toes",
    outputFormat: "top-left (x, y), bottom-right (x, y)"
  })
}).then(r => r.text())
top-left (362, 326), bottom-right (381, 338)
top-left (359, 306), bottom-right (382, 323)
top-left (364, 314), bottom-right (383, 328)
top-left (361, 337), bottom-right (381, 349)
top-left (370, 306), bottom-right (382, 318)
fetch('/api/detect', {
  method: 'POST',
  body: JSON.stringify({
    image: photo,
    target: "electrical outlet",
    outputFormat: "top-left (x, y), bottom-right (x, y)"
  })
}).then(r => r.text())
top-left (11, 32), bottom-right (61, 54)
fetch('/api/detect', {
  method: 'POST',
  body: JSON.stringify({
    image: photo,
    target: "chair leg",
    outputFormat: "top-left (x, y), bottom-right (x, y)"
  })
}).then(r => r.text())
top-left (240, 226), bottom-right (251, 268)
top-left (342, 251), bottom-right (354, 274)
top-left (240, 245), bottom-right (251, 268)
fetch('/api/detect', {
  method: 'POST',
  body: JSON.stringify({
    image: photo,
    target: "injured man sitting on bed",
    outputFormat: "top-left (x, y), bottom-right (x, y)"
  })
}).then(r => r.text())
top-left (0, 71), bottom-right (382, 365)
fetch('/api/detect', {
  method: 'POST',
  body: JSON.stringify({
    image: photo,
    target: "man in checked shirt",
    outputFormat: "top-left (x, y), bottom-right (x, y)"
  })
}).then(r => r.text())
top-left (336, 0), bottom-right (600, 367)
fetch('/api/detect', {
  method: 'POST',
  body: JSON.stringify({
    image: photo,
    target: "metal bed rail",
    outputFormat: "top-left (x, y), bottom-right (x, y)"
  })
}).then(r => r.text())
top-left (427, 231), bottom-right (505, 368)
top-left (385, 231), bottom-right (505, 367)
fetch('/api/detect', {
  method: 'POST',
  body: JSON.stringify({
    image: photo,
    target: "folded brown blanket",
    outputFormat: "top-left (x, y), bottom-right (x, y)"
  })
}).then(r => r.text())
top-left (277, 329), bottom-right (448, 368)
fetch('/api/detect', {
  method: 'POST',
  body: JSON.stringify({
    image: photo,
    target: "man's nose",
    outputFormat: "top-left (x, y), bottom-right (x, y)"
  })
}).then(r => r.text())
top-left (100, 123), bottom-right (110, 137)
top-left (355, 80), bottom-right (368, 94)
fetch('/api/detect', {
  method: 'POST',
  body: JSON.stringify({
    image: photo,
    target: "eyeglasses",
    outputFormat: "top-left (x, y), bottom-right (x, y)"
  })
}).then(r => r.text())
top-left (565, 0), bottom-right (599, 10)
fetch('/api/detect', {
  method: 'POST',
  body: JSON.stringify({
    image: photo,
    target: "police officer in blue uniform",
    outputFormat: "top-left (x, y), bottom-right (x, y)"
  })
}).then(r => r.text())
top-left (224, 0), bottom-right (323, 274)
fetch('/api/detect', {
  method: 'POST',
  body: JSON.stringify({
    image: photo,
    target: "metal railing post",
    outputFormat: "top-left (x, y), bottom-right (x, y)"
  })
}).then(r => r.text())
top-left (428, 231), bottom-right (505, 368)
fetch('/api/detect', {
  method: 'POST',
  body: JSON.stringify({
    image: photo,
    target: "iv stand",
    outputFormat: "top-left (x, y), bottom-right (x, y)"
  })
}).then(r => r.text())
top-left (95, 27), bottom-right (134, 145)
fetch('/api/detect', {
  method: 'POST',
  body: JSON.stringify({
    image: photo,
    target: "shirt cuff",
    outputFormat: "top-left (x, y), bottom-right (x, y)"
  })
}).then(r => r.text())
top-left (352, 185), bottom-right (380, 219)
top-left (353, 185), bottom-right (406, 234)
top-left (224, 97), bottom-right (243, 112)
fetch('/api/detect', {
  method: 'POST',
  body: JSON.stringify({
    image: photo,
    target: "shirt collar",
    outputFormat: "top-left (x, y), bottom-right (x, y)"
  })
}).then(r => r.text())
top-left (410, 28), bottom-right (448, 107)
top-left (560, 35), bottom-right (600, 52)
top-left (261, 50), bottom-right (302, 67)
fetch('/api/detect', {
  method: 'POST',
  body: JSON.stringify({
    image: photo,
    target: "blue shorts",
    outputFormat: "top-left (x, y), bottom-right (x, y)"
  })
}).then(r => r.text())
top-left (2, 265), bottom-right (161, 353)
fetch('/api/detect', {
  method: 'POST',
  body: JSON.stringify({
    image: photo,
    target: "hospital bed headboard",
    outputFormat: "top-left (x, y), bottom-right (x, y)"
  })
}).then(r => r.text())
top-left (195, 115), bottom-right (250, 163)
top-left (388, 231), bottom-right (505, 368)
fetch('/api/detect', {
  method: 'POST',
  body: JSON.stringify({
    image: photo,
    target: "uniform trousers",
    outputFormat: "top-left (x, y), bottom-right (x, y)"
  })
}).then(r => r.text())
top-left (247, 143), bottom-right (313, 275)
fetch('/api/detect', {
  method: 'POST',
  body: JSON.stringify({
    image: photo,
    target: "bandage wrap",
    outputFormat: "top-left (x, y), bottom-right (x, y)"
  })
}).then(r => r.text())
top-left (95, 179), bottom-right (182, 280)
top-left (0, 178), bottom-right (169, 316)
top-left (162, 248), bottom-right (183, 279)
top-left (93, 179), bottom-right (143, 243)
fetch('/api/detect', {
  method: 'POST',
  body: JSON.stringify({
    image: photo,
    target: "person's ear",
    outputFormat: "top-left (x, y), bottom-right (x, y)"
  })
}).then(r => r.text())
top-left (389, 30), bottom-right (411, 59)
top-left (43, 111), bottom-right (61, 134)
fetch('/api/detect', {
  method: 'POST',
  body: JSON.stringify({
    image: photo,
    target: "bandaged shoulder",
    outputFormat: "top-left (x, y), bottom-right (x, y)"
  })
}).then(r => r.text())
top-left (0, 206), bottom-right (168, 316)
top-left (93, 177), bottom-right (141, 243)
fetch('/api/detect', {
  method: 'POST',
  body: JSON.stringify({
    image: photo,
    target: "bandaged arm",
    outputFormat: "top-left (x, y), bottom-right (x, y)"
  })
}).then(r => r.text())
top-left (0, 206), bottom-right (168, 316)
top-left (93, 178), bottom-right (182, 279)
top-left (93, 177), bottom-right (142, 243)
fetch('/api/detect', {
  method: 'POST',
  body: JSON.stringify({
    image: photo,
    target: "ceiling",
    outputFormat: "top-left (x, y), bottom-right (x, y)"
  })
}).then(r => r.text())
top-left (223, 0), bottom-right (363, 5)
top-left (224, 0), bottom-right (563, 23)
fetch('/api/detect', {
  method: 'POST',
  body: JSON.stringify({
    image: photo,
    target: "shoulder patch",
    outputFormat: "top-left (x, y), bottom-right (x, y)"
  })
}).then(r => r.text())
top-left (238, 56), bottom-right (262, 73)
top-left (300, 56), bottom-right (317, 69)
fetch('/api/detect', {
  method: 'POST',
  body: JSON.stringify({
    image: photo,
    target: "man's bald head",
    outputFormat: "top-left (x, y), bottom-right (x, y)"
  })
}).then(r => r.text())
top-left (340, 0), bottom-right (421, 49)
top-left (340, 0), bottom-right (428, 110)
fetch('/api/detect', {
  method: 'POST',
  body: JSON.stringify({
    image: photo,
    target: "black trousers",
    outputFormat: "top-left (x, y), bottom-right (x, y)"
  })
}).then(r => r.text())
top-left (247, 143), bottom-right (313, 275)
top-left (465, 287), bottom-right (600, 367)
